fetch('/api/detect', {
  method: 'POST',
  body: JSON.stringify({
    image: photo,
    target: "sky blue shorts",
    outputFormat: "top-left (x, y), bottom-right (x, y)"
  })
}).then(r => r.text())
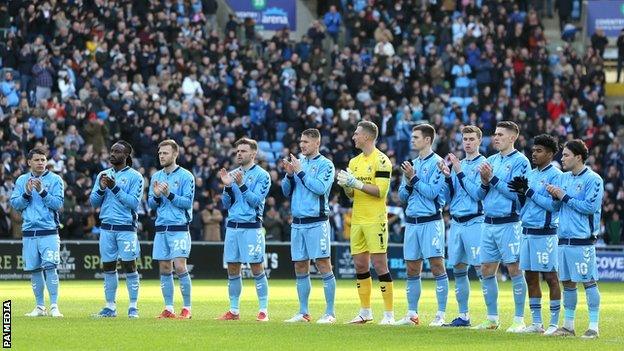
top-left (224, 227), bottom-right (265, 264)
top-left (479, 222), bottom-right (521, 264)
top-left (22, 234), bottom-right (60, 271)
top-left (153, 231), bottom-right (191, 260)
top-left (99, 229), bottom-right (140, 262)
top-left (558, 245), bottom-right (598, 282)
top-left (520, 234), bottom-right (558, 272)
top-left (403, 220), bottom-right (445, 261)
top-left (290, 221), bottom-right (331, 261)
top-left (448, 219), bottom-right (483, 266)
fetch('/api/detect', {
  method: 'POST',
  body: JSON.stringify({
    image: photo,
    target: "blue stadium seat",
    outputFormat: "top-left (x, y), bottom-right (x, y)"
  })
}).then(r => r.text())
top-left (271, 141), bottom-right (284, 152)
top-left (277, 122), bottom-right (288, 132)
top-left (276, 131), bottom-right (286, 141)
top-left (258, 141), bottom-right (271, 152)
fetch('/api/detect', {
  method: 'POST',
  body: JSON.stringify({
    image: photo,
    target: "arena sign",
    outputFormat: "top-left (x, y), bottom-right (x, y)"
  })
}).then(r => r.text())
top-left (587, 0), bottom-right (624, 37)
top-left (227, 0), bottom-right (296, 31)
top-left (0, 241), bottom-right (621, 282)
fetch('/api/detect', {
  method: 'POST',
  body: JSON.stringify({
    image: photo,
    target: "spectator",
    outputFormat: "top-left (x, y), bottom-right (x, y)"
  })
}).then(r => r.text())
top-left (591, 28), bottom-right (609, 58)
top-left (201, 202), bottom-right (223, 241)
top-left (323, 5), bottom-right (341, 43)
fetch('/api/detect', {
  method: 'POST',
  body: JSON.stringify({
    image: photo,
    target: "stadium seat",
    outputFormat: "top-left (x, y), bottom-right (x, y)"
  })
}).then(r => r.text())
top-left (271, 141), bottom-right (284, 152)
top-left (258, 141), bottom-right (272, 152)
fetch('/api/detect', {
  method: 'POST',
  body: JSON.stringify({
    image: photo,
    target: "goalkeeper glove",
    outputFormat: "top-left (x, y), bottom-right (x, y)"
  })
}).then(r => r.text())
top-left (337, 169), bottom-right (364, 190)
top-left (507, 176), bottom-right (529, 194)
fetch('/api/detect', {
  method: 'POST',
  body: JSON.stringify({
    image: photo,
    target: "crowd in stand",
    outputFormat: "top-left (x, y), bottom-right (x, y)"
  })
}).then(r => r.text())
top-left (0, 0), bottom-right (622, 245)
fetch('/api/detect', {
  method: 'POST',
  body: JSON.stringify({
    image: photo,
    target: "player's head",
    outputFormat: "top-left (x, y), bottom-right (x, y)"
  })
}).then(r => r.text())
top-left (561, 139), bottom-right (588, 171)
top-left (352, 121), bottom-right (378, 150)
top-left (493, 121), bottom-right (519, 152)
top-left (300, 128), bottom-right (321, 157)
top-left (411, 123), bottom-right (436, 152)
top-left (110, 140), bottom-right (133, 167)
top-left (158, 139), bottom-right (179, 168)
top-left (27, 147), bottom-right (48, 174)
top-left (461, 125), bottom-right (482, 155)
top-left (234, 137), bottom-right (258, 167)
top-left (531, 134), bottom-right (558, 168)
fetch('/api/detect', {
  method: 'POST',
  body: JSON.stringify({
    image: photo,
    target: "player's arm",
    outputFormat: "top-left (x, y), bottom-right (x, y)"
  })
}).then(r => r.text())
top-left (9, 177), bottom-right (30, 211)
top-left (442, 173), bottom-right (454, 203)
top-left (562, 176), bottom-right (604, 215)
top-left (298, 160), bottom-right (335, 195)
top-left (221, 186), bottom-right (234, 209)
top-left (490, 157), bottom-right (529, 200)
top-left (168, 174), bottom-right (194, 210)
top-left (89, 173), bottom-right (105, 208)
top-left (365, 157), bottom-right (392, 198)
top-left (240, 172), bottom-right (270, 207)
top-left (147, 177), bottom-right (161, 209)
top-left (412, 166), bottom-right (447, 200)
top-left (281, 174), bottom-right (294, 197)
top-left (457, 168), bottom-right (486, 201)
top-left (526, 174), bottom-right (562, 212)
top-left (112, 174), bottom-right (143, 210)
top-left (398, 175), bottom-right (412, 204)
top-left (40, 176), bottom-right (64, 211)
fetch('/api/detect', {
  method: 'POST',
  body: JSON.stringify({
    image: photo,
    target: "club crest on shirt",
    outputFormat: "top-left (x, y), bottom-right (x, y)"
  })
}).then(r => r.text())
top-left (422, 167), bottom-right (428, 175)
top-left (367, 165), bottom-right (372, 173)
top-left (505, 164), bottom-right (512, 173)
top-left (120, 178), bottom-right (127, 185)
top-left (576, 183), bottom-right (583, 193)
top-left (173, 180), bottom-right (179, 189)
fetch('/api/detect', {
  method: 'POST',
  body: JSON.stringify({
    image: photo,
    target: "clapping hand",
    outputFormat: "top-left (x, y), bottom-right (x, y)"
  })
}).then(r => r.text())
top-left (507, 176), bottom-right (529, 194)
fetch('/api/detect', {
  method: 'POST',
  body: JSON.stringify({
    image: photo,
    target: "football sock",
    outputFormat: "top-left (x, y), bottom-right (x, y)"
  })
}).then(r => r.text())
top-left (563, 287), bottom-right (577, 330)
top-left (356, 271), bottom-right (372, 309)
top-left (228, 274), bottom-right (242, 314)
top-left (549, 299), bottom-right (561, 326)
top-left (378, 272), bottom-right (394, 312)
top-left (511, 274), bottom-right (526, 318)
top-left (482, 275), bottom-right (498, 317)
top-left (296, 272), bottom-right (311, 315)
top-left (160, 273), bottom-right (174, 308)
top-left (44, 268), bottom-right (59, 305)
top-left (178, 271), bottom-right (192, 308)
top-left (126, 271), bottom-right (140, 307)
top-left (529, 297), bottom-right (542, 325)
top-left (453, 268), bottom-right (470, 315)
top-left (254, 272), bottom-right (269, 311)
top-left (406, 275), bottom-right (421, 314)
top-left (104, 270), bottom-right (118, 308)
top-left (434, 273), bottom-right (449, 313)
top-left (31, 269), bottom-right (45, 307)
top-left (585, 283), bottom-right (600, 331)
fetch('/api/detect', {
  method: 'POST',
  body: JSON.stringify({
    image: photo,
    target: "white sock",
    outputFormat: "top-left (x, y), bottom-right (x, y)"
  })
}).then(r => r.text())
top-left (165, 305), bottom-right (174, 313)
top-left (513, 316), bottom-right (524, 324)
top-left (50, 304), bottom-right (58, 309)
top-left (564, 319), bottom-right (575, 330)
top-left (487, 315), bottom-right (499, 323)
top-left (407, 310), bottom-right (418, 317)
top-left (129, 302), bottom-right (137, 309)
top-left (106, 302), bottom-right (116, 310)
top-left (230, 308), bottom-right (239, 315)
top-left (436, 311), bottom-right (446, 319)
top-left (588, 322), bottom-right (599, 331)
top-left (259, 308), bottom-right (268, 314)
top-left (360, 308), bottom-right (372, 318)
top-left (183, 306), bottom-right (191, 311)
top-left (459, 312), bottom-right (469, 320)
top-left (384, 311), bottom-right (394, 319)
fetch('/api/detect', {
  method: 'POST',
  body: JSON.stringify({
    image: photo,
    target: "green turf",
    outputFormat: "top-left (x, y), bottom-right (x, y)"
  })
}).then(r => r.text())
top-left (3, 279), bottom-right (623, 350)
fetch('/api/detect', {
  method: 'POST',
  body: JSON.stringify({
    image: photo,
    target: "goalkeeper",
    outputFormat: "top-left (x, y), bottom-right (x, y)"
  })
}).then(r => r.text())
top-left (337, 121), bottom-right (395, 325)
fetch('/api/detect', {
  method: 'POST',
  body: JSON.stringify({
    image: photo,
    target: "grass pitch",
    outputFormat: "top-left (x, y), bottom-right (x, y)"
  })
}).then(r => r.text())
top-left (3, 279), bottom-right (623, 350)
